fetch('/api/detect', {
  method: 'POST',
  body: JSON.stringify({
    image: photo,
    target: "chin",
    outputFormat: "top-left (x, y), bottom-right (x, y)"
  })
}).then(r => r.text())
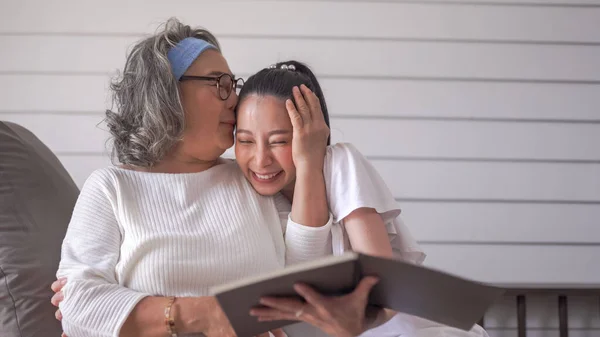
top-left (252, 185), bottom-right (280, 197)
top-left (219, 137), bottom-right (235, 150)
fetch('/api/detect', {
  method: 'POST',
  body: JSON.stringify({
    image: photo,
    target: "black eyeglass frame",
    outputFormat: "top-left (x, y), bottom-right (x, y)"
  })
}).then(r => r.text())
top-left (179, 73), bottom-right (244, 100)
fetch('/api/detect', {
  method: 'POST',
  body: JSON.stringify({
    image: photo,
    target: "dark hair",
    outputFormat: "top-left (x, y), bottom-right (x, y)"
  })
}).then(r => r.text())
top-left (237, 60), bottom-right (331, 145)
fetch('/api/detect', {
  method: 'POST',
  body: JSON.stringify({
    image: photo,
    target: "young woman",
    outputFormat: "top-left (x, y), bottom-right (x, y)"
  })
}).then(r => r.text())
top-left (235, 60), bottom-right (488, 337)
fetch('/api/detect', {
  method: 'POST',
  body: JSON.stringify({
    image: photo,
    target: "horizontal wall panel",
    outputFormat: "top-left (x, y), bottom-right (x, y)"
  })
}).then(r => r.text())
top-left (5, 114), bottom-right (600, 161)
top-left (0, 75), bottom-right (109, 113)
top-left (3, 75), bottom-right (600, 122)
top-left (2, 36), bottom-right (600, 81)
top-left (401, 202), bottom-right (600, 244)
top-left (372, 160), bottom-right (600, 201)
top-left (331, 119), bottom-right (600, 161)
top-left (323, 78), bottom-right (600, 121)
top-left (1, 1), bottom-right (600, 42)
top-left (420, 244), bottom-right (600, 283)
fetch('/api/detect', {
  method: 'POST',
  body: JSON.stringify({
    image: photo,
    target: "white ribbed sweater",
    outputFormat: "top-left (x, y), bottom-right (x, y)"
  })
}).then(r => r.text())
top-left (56, 161), bottom-right (332, 337)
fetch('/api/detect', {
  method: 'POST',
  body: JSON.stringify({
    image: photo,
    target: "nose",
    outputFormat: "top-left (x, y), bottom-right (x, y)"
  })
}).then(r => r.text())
top-left (226, 89), bottom-right (239, 110)
top-left (254, 145), bottom-right (273, 168)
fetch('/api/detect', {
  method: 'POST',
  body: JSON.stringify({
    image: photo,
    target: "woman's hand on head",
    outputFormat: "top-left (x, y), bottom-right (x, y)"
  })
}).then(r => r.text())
top-left (250, 276), bottom-right (383, 337)
top-left (285, 85), bottom-right (330, 172)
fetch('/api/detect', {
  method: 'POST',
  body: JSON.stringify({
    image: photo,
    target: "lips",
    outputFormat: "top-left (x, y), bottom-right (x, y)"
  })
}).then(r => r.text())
top-left (252, 170), bottom-right (282, 182)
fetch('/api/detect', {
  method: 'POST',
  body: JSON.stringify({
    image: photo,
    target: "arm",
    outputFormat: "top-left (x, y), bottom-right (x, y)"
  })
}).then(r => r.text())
top-left (56, 171), bottom-right (230, 337)
top-left (120, 296), bottom-right (228, 337)
top-left (343, 208), bottom-right (393, 258)
top-left (283, 85), bottom-right (333, 264)
top-left (325, 142), bottom-right (426, 262)
top-left (286, 85), bottom-right (330, 228)
top-left (274, 193), bottom-right (333, 266)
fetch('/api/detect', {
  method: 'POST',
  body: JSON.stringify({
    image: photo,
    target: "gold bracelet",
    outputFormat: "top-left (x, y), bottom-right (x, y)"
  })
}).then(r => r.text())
top-left (164, 296), bottom-right (178, 337)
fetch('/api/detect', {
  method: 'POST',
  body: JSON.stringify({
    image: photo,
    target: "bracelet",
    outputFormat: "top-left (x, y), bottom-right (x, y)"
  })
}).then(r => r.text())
top-left (164, 296), bottom-right (178, 337)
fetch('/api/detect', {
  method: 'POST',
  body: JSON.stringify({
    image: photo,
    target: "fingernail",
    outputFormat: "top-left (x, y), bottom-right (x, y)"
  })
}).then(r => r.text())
top-left (60, 278), bottom-right (67, 285)
top-left (259, 298), bottom-right (270, 305)
top-left (249, 310), bottom-right (257, 316)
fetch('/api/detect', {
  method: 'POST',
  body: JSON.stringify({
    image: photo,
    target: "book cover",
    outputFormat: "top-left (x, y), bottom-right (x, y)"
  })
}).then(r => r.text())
top-left (211, 253), bottom-right (504, 337)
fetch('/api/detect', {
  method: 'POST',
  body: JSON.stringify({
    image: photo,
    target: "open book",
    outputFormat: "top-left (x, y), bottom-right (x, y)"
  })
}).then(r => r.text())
top-left (211, 252), bottom-right (505, 337)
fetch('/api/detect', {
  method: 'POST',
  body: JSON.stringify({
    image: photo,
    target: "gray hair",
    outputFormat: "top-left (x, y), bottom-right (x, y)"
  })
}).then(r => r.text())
top-left (105, 17), bottom-right (221, 167)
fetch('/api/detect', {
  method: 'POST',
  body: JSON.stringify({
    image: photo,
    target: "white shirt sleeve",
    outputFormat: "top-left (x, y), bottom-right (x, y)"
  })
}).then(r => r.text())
top-left (56, 171), bottom-right (149, 337)
top-left (324, 143), bottom-right (426, 264)
top-left (273, 193), bottom-right (333, 265)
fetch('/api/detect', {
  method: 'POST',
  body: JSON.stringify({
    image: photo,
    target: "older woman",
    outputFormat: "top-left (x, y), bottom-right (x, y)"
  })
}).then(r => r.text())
top-left (51, 18), bottom-right (386, 337)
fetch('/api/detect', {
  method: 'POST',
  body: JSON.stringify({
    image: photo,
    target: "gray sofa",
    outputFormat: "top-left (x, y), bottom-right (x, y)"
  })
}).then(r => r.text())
top-left (0, 121), bottom-right (79, 337)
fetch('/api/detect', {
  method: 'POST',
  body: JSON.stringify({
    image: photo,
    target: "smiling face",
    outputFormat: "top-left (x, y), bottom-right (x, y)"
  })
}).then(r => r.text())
top-left (234, 94), bottom-right (296, 197)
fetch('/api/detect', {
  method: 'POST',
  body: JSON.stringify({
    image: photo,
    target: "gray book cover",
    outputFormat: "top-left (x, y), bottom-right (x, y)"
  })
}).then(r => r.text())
top-left (211, 253), bottom-right (504, 337)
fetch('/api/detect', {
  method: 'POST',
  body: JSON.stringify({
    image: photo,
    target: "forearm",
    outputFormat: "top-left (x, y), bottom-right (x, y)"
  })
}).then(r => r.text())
top-left (120, 296), bottom-right (215, 337)
top-left (290, 167), bottom-right (329, 228)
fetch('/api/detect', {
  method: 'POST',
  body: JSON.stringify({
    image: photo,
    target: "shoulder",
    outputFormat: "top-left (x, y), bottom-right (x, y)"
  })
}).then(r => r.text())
top-left (324, 142), bottom-right (368, 171)
top-left (79, 166), bottom-right (123, 197)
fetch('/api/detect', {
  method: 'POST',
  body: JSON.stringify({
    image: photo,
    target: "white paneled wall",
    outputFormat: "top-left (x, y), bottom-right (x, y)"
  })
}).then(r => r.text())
top-left (1, 1), bottom-right (599, 336)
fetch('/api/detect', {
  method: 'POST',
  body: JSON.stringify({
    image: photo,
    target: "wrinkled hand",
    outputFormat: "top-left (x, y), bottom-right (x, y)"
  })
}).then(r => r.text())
top-left (250, 276), bottom-right (383, 337)
top-left (50, 277), bottom-right (67, 337)
top-left (285, 85), bottom-right (330, 171)
top-left (204, 298), bottom-right (288, 337)
top-left (199, 296), bottom-right (238, 337)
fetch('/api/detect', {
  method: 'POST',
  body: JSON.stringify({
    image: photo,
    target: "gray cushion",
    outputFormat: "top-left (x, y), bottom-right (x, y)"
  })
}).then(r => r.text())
top-left (0, 121), bottom-right (79, 337)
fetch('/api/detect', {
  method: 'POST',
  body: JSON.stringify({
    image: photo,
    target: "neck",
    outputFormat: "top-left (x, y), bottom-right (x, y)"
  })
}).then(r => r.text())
top-left (149, 158), bottom-right (221, 173)
top-left (129, 151), bottom-right (223, 174)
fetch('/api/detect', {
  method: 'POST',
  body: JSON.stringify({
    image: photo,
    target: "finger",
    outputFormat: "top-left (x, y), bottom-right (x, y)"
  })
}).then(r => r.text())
top-left (51, 277), bottom-right (67, 292)
top-left (300, 85), bottom-right (322, 122)
top-left (62, 333), bottom-right (68, 337)
top-left (50, 291), bottom-right (64, 307)
top-left (285, 99), bottom-right (303, 130)
top-left (292, 86), bottom-right (311, 124)
top-left (293, 283), bottom-right (326, 308)
top-left (251, 308), bottom-right (299, 321)
top-left (55, 309), bottom-right (62, 321)
top-left (271, 328), bottom-right (288, 337)
top-left (352, 276), bottom-right (380, 302)
top-left (258, 297), bottom-right (305, 314)
top-left (256, 312), bottom-right (302, 323)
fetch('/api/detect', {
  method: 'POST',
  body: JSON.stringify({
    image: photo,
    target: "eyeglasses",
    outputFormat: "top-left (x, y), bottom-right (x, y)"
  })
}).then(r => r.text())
top-left (179, 73), bottom-right (244, 101)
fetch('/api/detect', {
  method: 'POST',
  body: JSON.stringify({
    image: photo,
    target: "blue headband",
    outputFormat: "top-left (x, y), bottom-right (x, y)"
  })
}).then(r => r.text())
top-left (167, 37), bottom-right (218, 80)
